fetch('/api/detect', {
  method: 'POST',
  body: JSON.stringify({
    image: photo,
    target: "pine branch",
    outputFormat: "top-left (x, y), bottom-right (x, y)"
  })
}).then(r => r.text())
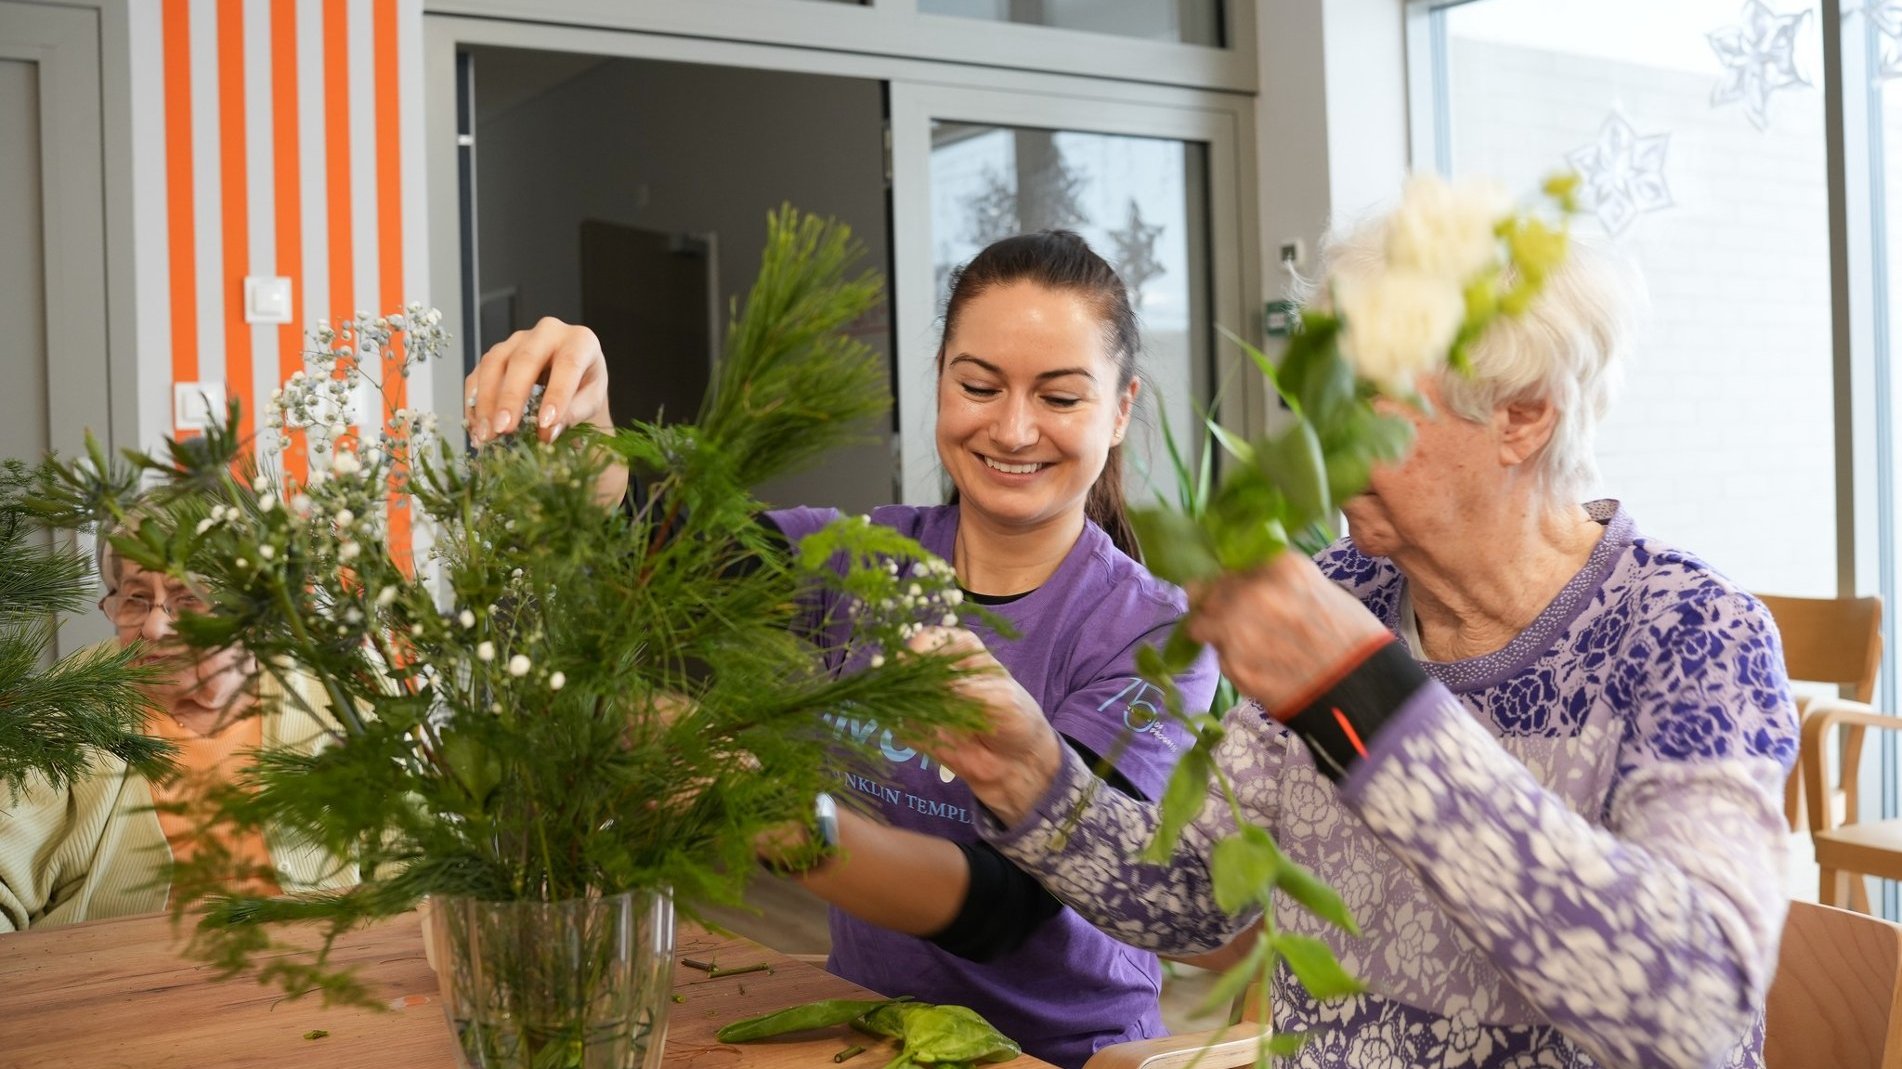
top-left (0, 460), bottom-right (169, 798)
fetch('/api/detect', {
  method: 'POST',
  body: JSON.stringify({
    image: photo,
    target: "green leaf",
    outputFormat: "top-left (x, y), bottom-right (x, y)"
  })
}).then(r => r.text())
top-left (1276, 860), bottom-right (1360, 936)
top-left (1297, 348), bottom-right (1355, 435)
top-left (1134, 644), bottom-right (1168, 682)
top-left (1256, 423), bottom-right (1329, 527)
top-left (1271, 933), bottom-right (1364, 1000)
top-left (1129, 506), bottom-right (1221, 585)
top-left (1143, 744), bottom-right (1213, 863)
top-left (1266, 1031), bottom-right (1313, 1057)
top-left (1159, 626), bottom-right (1203, 675)
top-left (1190, 934), bottom-right (1272, 1019)
top-left (1205, 418), bottom-right (1254, 465)
top-left (1209, 825), bottom-right (1282, 915)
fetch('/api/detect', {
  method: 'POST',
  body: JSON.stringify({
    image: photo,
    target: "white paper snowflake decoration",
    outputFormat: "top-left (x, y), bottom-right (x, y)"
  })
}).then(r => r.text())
top-left (1566, 113), bottom-right (1673, 237)
top-left (1707, 0), bottom-right (1814, 131)
top-left (1868, 1), bottom-right (1902, 81)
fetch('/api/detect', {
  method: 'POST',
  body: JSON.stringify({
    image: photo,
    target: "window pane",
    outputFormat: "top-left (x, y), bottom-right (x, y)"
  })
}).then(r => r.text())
top-left (1439, 0), bottom-right (1834, 596)
top-left (929, 122), bottom-right (1211, 504)
top-left (919, 0), bottom-right (1223, 47)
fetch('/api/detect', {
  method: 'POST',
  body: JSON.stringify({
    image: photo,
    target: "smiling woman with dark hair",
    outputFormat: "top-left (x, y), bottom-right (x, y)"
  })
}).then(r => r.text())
top-left (462, 230), bottom-right (1218, 1069)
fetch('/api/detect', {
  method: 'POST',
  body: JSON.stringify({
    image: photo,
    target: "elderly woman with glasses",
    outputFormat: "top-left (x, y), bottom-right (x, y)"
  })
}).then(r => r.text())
top-left (0, 527), bottom-right (352, 931)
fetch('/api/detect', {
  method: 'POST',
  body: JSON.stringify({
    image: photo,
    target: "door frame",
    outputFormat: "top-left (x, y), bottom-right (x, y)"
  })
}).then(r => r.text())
top-left (423, 14), bottom-right (1260, 478)
top-left (888, 82), bottom-right (1254, 503)
top-left (0, 1), bottom-right (128, 458)
top-left (1, 0), bottom-right (130, 654)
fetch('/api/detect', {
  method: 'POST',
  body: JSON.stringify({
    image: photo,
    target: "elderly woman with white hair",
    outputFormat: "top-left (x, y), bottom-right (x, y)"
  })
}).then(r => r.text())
top-left (930, 226), bottom-right (1796, 1068)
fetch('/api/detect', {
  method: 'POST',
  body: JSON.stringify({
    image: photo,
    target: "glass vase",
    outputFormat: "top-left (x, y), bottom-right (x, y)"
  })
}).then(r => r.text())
top-left (432, 889), bottom-right (675, 1069)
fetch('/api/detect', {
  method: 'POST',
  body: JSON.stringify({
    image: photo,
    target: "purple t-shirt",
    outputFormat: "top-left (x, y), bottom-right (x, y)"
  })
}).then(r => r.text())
top-left (765, 504), bottom-right (1216, 1069)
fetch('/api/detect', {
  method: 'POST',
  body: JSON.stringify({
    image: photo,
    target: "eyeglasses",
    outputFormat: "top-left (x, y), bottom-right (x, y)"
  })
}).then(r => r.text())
top-left (100, 588), bottom-right (211, 628)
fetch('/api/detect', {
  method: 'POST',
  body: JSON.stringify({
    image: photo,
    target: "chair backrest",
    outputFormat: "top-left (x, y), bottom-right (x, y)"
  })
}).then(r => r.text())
top-left (1757, 594), bottom-right (1883, 702)
top-left (1766, 900), bottom-right (1902, 1067)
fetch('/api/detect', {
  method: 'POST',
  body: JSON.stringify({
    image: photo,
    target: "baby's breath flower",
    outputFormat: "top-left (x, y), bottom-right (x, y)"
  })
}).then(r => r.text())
top-left (376, 586), bottom-right (398, 608)
top-left (259, 544), bottom-right (276, 560)
top-left (869, 654), bottom-right (886, 669)
top-left (338, 540), bottom-right (361, 562)
top-left (458, 609), bottom-right (475, 628)
top-left (507, 655), bottom-right (531, 677)
top-left (476, 641), bottom-right (495, 662)
top-left (548, 671), bottom-right (566, 691)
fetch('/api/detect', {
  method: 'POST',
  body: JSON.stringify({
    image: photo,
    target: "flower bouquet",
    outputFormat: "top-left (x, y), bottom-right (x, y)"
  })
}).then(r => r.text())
top-left (35, 208), bottom-right (993, 1069)
top-left (1124, 173), bottom-right (1579, 1046)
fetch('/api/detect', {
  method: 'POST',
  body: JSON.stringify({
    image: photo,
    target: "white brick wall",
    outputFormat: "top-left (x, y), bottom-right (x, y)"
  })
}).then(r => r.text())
top-left (1448, 37), bottom-right (1838, 597)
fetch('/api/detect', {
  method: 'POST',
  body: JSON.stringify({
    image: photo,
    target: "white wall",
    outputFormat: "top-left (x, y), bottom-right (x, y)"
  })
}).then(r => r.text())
top-left (1251, 0), bottom-right (1412, 434)
top-left (1445, 36), bottom-right (1836, 597)
top-left (473, 51), bottom-right (894, 513)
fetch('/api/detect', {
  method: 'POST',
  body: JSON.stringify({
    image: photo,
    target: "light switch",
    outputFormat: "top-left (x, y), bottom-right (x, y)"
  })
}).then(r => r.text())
top-left (174, 381), bottom-right (227, 431)
top-left (244, 276), bottom-right (293, 324)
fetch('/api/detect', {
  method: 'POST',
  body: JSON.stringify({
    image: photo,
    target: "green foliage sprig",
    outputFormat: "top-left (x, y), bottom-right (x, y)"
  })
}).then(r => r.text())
top-left (0, 458), bottom-right (168, 799)
top-left (1128, 174), bottom-right (1580, 1057)
top-left (34, 207), bottom-right (992, 1007)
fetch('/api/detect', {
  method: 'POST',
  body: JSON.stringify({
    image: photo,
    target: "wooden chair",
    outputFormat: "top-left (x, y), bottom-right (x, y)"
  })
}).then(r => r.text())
top-left (1082, 983), bottom-right (1267, 1069)
top-left (1096, 900), bottom-right (1902, 1069)
top-left (1803, 698), bottom-right (1902, 910)
top-left (1758, 594), bottom-right (1883, 909)
top-left (1766, 899), bottom-right (1902, 1067)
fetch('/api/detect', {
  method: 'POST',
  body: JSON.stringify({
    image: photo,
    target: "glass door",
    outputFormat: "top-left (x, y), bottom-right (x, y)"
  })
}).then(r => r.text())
top-left (889, 83), bottom-right (1254, 506)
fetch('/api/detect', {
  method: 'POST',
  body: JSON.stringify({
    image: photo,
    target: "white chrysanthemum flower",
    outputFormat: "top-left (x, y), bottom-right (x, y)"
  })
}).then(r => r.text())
top-left (548, 671), bottom-right (566, 691)
top-left (458, 609), bottom-right (475, 628)
top-left (1384, 173), bottom-right (1510, 283)
top-left (1335, 268), bottom-right (1465, 394)
top-left (476, 641), bottom-right (495, 662)
top-left (507, 654), bottom-right (531, 677)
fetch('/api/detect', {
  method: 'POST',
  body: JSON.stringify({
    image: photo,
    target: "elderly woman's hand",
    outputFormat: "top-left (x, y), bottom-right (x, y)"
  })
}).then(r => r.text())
top-left (1186, 551), bottom-right (1393, 719)
top-left (909, 627), bottom-right (1062, 827)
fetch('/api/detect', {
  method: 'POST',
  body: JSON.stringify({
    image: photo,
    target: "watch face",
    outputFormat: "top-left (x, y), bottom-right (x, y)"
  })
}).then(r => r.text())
top-left (814, 792), bottom-right (841, 851)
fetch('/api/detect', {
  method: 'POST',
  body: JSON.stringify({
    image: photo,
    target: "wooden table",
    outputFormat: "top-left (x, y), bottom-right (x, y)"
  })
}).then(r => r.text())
top-left (0, 911), bottom-right (1037, 1069)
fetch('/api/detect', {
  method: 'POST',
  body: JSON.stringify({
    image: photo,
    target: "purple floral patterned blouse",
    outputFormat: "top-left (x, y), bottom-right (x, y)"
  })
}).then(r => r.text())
top-left (982, 501), bottom-right (1798, 1068)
